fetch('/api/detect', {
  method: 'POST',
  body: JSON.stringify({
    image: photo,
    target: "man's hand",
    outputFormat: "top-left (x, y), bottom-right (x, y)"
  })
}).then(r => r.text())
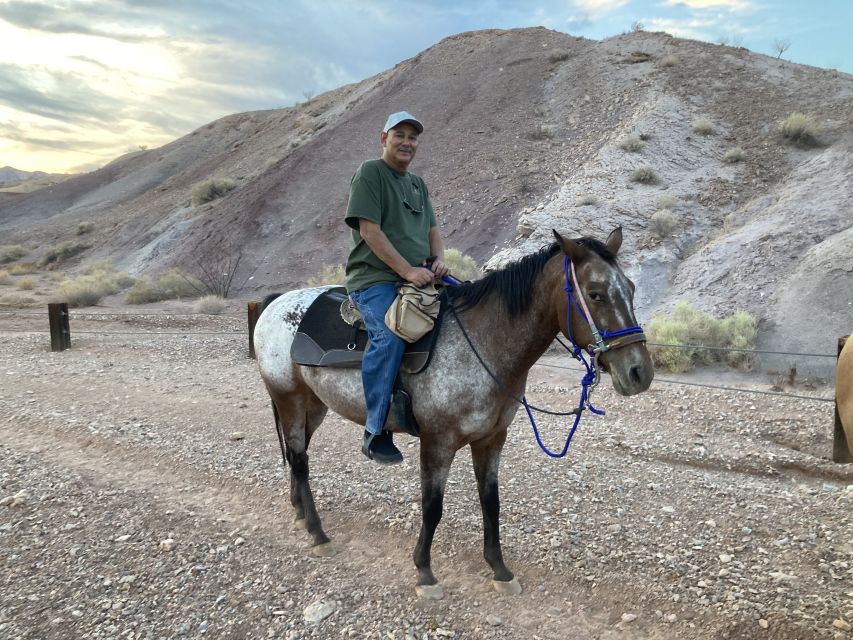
top-left (404, 266), bottom-right (435, 288)
top-left (429, 259), bottom-right (449, 278)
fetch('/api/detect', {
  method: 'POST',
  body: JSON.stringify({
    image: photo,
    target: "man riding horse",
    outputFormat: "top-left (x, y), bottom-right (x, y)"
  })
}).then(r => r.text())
top-left (344, 111), bottom-right (449, 464)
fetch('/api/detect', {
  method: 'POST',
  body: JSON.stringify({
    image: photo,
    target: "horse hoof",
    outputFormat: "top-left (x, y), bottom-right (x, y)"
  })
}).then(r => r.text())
top-left (311, 543), bottom-right (336, 558)
top-left (492, 578), bottom-right (522, 595)
top-left (293, 518), bottom-right (306, 530)
top-left (415, 583), bottom-right (444, 600)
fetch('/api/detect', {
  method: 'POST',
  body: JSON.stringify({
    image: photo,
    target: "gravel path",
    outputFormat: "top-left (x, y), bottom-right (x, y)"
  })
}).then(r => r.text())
top-left (1, 313), bottom-right (851, 639)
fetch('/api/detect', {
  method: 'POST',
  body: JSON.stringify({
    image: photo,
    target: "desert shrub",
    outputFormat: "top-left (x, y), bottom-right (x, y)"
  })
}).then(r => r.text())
top-left (126, 269), bottom-right (201, 304)
top-left (39, 241), bottom-right (88, 266)
top-left (619, 135), bottom-right (644, 152)
top-left (647, 302), bottom-right (757, 372)
top-left (527, 124), bottom-right (555, 141)
top-left (192, 294), bottom-right (228, 314)
top-left (649, 210), bottom-right (678, 238)
top-left (577, 194), bottom-right (598, 206)
top-left (56, 266), bottom-right (136, 307)
top-left (76, 221), bottom-right (95, 235)
top-left (191, 177), bottom-right (236, 206)
top-left (0, 244), bottom-right (27, 263)
top-left (16, 277), bottom-right (35, 290)
top-left (548, 51), bottom-right (571, 63)
top-left (630, 165), bottom-right (659, 184)
top-left (722, 146), bottom-right (745, 163)
top-left (660, 54), bottom-right (679, 67)
top-left (692, 118), bottom-right (716, 136)
top-left (444, 248), bottom-right (481, 282)
top-left (779, 112), bottom-right (820, 147)
top-left (655, 195), bottom-right (676, 210)
top-left (9, 262), bottom-right (37, 275)
top-left (307, 264), bottom-right (347, 287)
top-left (0, 270), bottom-right (11, 285)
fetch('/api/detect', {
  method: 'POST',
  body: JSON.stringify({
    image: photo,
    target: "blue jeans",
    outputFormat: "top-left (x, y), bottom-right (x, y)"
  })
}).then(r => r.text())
top-left (349, 283), bottom-right (406, 435)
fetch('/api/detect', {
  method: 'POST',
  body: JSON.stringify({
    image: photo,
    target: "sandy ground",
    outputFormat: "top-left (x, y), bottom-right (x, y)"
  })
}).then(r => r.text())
top-left (1, 311), bottom-right (852, 640)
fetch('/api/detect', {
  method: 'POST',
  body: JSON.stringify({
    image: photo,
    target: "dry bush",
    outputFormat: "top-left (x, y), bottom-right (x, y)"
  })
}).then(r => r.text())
top-left (650, 210), bottom-right (679, 238)
top-left (9, 262), bottom-right (37, 275)
top-left (307, 264), bottom-right (346, 287)
top-left (692, 118), bottom-right (716, 136)
top-left (779, 112), bottom-right (820, 147)
top-left (16, 277), bottom-right (35, 290)
top-left (548, 51), bottom-right (571, 63)
top-left (619, 135), bottom-right (644, 152)
top-left (76, 221), bottom-right (95, 235)
top-left (192, 294), bottom-right (228, 315)
top-left (0, 244), bottom-right (27, 264)
top-left (647, 302), bottom-right (757, 372)
top-left (723, 146), bottom-right (746, 163)
top-left (191, 178), bottom-right (236, 206)
top-left (0, 293), bottom-right (37, 306)
top-left (655, 195), bottom-right (677, 210)
top-left (56, 265), bottom-right (136, 307)
top-left (0, 270), bottom-right (11, 285)
top-left (660, 54), bottom-right (679, 67)
top-left (576, 194), bottom-right (598, 206)
top-left (444, 248), bottom-right (481, 282)
top-left (630, 166), bottom-right (659, 184)
top-left (126, 270), bottom-right (201, 304)
top-left (38, 241), bottom-right (89, 267)
top-left (527, 124), bottom-right (555, 141)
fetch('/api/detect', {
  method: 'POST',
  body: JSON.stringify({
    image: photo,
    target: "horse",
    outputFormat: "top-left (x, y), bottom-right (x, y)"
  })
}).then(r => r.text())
top-left (253, 227), bottom-right (654, 598)
top-left (836, 336), bottom-right (853, 462)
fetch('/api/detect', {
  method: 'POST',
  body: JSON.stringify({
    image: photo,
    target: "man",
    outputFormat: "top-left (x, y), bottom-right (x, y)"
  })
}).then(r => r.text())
top-left (344, 111), bottom-right (449, 464)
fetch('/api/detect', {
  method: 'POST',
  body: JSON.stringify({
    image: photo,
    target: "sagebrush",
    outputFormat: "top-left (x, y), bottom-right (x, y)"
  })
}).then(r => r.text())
top-left (191, 178), bottom-right (236, 206)
top-left (307, 264), bottom-right (346, 287)
top-left (650, 210), bottom-right (678, 239)
top-left (126, 270), bottom-right (201, 304)
top-left (647, 302), bottom-right (757, 372)
top-left (779, 112), bottom-right (820, 147)
top-left (631, 166), bottom-right (659, 184)
top-left (619, 135), bottom-right (644, 152)
top-left (444, 249), bottom-right (480, 282)
top-left (39, 241), bottom-right (88, 267)
top-left (0, 244), bottom-right (27, 264)
top-left (192, 294), bottom-right (228, 314)
top-left (55, 263), bottom-right (136, 307)
top-left (723, 147), bottom-right (745, 163)
top-left (692, 118), bottom-right (716, 136)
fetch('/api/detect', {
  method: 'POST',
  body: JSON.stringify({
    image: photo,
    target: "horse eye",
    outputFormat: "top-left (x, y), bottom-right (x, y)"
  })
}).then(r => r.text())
top-left (589, 291), bottom-right (605, 302)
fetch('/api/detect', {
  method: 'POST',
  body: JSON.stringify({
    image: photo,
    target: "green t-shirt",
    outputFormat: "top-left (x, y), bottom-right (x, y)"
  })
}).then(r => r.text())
top-left (344, 159), bottom-right (437, 293)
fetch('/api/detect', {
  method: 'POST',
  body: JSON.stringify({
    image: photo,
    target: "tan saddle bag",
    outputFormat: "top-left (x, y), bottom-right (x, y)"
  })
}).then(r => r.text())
top-left (384, 283), bottom-right (441, 343)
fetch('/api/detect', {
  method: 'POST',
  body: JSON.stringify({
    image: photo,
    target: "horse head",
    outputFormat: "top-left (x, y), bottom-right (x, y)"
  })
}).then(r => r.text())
top-left (552, 228), bottom-right (654, 396)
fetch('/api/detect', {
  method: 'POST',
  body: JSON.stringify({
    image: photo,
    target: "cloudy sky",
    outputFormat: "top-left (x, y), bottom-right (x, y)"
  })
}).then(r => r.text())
top-left (1, 0), bottom-right (850, 174)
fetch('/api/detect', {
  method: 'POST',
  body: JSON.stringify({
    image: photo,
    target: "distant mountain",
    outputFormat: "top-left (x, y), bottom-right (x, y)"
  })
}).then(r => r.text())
top-left (0, 166), bottom-right (48, 186)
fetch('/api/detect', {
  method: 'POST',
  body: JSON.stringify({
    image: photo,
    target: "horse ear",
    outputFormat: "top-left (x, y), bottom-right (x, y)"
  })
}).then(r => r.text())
top-left (605, 227), bottom-right (623, 255)
top-left (553, 229), bottom-right (588, 263)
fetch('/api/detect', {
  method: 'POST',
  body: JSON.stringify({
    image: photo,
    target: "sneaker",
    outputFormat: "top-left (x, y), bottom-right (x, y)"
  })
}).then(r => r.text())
top-left (362, 430), bottom-right (403, 465)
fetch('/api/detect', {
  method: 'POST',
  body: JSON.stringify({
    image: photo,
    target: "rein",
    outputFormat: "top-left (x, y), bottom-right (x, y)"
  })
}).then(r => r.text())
top-left (445, 255), bottom-right (645, 458)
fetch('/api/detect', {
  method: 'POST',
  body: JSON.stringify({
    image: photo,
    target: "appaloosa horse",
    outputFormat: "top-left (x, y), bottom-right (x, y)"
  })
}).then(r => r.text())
top-left (254, 228), bottom-right (654, 598)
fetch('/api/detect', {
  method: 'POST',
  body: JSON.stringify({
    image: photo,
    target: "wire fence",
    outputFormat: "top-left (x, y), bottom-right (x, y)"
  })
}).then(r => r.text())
top-left (0, 307), bottom-right (844, 406)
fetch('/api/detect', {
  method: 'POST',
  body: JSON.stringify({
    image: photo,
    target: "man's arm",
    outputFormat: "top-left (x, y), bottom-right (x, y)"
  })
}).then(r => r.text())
top-left (427, 226), bottom-right (449, 278)
top-left (358, 219), bottom-right (435, 287)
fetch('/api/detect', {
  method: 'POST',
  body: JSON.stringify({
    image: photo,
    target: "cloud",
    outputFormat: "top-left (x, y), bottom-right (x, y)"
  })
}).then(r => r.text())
top-left (659, 0), bottom-right (754, 10)
top-left (573, 0), bottom-right (630, 16)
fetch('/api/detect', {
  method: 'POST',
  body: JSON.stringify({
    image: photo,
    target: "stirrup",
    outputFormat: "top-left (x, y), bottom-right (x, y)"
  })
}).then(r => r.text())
top-left (393, 387), bottom-right (420, 437)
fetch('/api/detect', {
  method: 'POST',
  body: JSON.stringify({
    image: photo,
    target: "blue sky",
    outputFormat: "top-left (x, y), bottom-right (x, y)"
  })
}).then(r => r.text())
top-left (0, 0), bottom-right (850, 173)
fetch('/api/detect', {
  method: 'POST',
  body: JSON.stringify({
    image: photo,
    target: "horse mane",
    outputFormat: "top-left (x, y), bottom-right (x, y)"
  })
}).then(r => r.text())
top-left (447, 238), bottom-right (616, 316)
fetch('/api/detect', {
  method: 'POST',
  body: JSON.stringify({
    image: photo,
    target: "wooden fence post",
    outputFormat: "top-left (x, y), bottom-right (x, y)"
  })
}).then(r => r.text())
top-left (247, 301), bottom-right (260, 359)
top-left (48, 302), bottom-right (71, 351)
top-left (833, 335), bottom-right (851, 463)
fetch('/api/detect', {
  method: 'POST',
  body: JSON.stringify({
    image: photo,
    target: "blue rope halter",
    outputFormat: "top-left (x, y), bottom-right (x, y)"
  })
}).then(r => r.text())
top-left (524, 256), bottom-right (644, 458)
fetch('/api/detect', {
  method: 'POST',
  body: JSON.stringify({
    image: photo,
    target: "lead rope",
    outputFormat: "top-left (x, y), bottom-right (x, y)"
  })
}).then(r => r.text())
top-left (443, 258), bottom-right (607, 458)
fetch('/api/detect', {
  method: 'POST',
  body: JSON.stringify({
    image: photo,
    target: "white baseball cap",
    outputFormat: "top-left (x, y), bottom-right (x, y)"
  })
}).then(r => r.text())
top-left (383, 111), bottom-right (424, 134)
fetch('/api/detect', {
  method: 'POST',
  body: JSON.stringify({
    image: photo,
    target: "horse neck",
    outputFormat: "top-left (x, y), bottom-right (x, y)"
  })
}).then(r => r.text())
top-left (454, 258), bottom-right (562, 385)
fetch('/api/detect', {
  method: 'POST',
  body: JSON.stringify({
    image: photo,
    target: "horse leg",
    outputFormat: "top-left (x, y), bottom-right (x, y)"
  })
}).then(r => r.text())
top-left (413, 441), bottom-right (455, 599)
top-left (271, 391), bottom-right (333, 557)
top-left (471, 431), bottom-right (521, 595)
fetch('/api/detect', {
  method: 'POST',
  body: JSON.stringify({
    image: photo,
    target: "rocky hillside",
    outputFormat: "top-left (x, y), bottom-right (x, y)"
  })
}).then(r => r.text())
top-left (0, 27), bottom-right (850, 362)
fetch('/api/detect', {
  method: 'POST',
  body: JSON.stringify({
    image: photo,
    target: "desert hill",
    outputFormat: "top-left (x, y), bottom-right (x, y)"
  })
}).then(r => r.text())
top-left (0, 27), bottom-right (850, 364)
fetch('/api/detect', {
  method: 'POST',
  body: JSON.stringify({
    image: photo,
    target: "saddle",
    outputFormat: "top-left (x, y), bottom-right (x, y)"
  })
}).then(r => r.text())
top-left (290, 286), bottom-right (444, 374)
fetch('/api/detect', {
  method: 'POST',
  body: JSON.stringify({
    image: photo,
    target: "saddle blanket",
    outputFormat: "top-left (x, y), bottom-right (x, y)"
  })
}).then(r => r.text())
top-left (289, 286), bottom-right (443, 374)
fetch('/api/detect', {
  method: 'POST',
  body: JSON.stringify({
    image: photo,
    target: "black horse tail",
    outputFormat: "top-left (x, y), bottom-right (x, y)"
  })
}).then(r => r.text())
top-left (260, 293), bottom-right (283, 316)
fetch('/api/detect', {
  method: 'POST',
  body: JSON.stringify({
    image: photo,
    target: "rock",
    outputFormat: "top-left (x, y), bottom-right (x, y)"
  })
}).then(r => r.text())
top-left (114, 534), bottom-right (132, 542)
top-left (234, 536), bottom-right (245, 546)
top-left (0, 496), bottom-right (14, 506)
top-left (485, 615), bottom-right (503, 626)
top-left (303, 599), bottom-right (336, 623)
top-left (833, 619), bottom-right (852, 631)
top-left (229, 431), bottom-right (245, 441)
top-left (719, 554), bottom-right (732, 563)
top-left (621, 613), bottom-right (638, 623)
top-left (759, 619), bottom-right (769, 629)
top-left (159, 538), bottom-right (175, 551)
